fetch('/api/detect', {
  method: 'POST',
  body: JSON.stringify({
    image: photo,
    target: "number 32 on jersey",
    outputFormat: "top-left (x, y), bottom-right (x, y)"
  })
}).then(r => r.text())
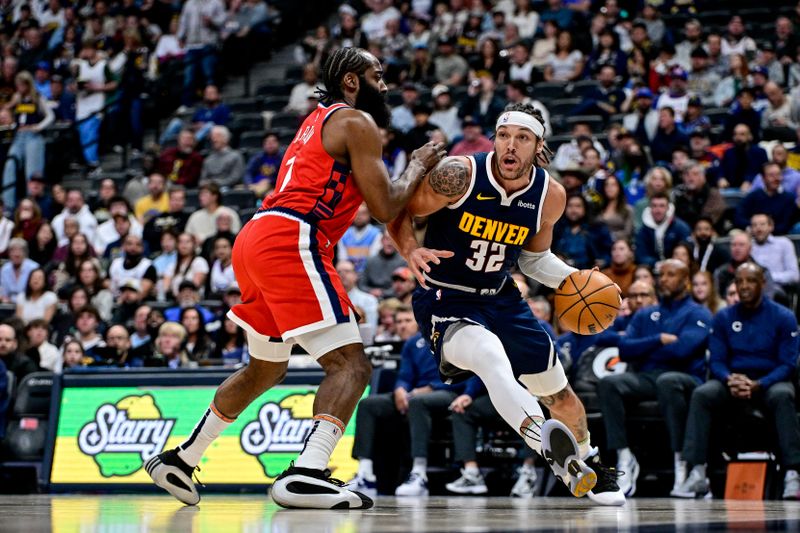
top-left (465, 240), bottom-right (506, 272)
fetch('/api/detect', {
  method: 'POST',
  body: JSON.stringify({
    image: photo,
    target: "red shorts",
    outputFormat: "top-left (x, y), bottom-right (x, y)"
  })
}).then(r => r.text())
top-left (228, 208), bottom-right (354, 343)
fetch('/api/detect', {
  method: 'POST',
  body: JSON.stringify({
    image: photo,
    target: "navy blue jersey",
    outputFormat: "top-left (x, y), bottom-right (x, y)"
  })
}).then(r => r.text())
top-left (423, 152), bottom-right (549, 292)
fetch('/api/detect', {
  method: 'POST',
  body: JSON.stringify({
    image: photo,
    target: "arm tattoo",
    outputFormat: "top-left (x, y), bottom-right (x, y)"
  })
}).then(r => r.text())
top-left (429, 160), bottom-right (469, 198)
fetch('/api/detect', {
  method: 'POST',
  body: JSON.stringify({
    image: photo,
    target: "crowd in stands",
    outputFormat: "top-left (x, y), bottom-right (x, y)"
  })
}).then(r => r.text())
top-left (3, 0), bottom-right (800, 502)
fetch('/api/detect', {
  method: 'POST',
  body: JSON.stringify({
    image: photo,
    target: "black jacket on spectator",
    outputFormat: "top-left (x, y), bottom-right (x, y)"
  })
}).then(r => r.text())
top-left (735, 188), bottom-right (797, 235)
top-left (650, 126), bottom-right (689, 163)
top-left (459, 93), bottom-right (506, 134)
top-left (1, 351), bottom-right (38, 382)
top-left (143, 210), bottom-right (190, 252)
top-left (690, 241), bottom-right (731, 274)
top-left (672, 184), bottom-right (726, 229)
top-left (719, 144), bottom-right (768, 188)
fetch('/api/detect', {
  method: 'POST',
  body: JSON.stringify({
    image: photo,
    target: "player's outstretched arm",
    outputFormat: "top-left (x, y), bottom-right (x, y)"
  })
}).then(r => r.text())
top-left (342, 112), bottom-right (446, 223)
top-left (518, 178), bottom-right (578, 288)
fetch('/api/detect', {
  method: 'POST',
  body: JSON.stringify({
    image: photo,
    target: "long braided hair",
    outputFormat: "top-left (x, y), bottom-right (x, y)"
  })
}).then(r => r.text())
top-left (317, 47), bottom-right (374, 105)
top-left (503, 102), bottom-right (553, 167)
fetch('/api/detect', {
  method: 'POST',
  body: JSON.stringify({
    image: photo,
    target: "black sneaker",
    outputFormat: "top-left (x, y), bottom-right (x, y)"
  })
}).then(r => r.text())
top-left (145, 448), bottom-right (201, 505)
top-left (585, 452), bottom-right (626, 506)
top-left (541, 419), bottom-right (597, 498)
top-left (270, 463), bottom-right (374, 509)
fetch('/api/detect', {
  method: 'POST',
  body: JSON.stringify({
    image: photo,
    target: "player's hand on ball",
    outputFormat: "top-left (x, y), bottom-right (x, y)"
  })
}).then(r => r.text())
top-left (410, 141), bottom-right (448, 173)
top-left (408, 246), bottom-right (455, 288)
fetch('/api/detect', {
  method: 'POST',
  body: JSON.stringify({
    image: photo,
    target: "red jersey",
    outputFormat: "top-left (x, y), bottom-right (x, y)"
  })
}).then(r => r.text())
top-left (261, 102), bottom-right (363, 245)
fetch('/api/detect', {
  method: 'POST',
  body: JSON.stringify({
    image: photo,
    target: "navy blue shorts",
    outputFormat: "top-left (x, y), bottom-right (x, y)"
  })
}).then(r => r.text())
top-left (412, 281), bottom-right (556, 384)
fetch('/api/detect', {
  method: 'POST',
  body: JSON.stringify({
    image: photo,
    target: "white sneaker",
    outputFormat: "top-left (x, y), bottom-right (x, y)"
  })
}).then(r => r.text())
top-left (395, 472), bottom-right (429, 497)
top-left (783, 470), bottom-right (800, 500)
top-left (541, 419), bottom-right (597, 498)
top-left (145, 448), bottom-right (200, 505)
top-left (270, 464), bottom-right (373, 509)
top-left (672, 466), bottom-right (710, 499)
top-left (672, 458), bottom-right (688, 495)
top-left (616, 452), bottom-right (640, 497)
top-left (346, 473), bottom-right (378, 499)
top-left (585, 452), bottom-right (626, 506)
top-left (446, 469), bottom-right (488, 495)
top-left (510, 465), bottom-right (537, 499)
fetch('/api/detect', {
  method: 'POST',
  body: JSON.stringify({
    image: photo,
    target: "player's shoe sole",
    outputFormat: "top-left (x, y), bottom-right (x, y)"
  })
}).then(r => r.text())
top-left (271, 465), bottom-right (374, 509)
top-left (541, 419), bottom-right (597, 498)
top-left (145, 448), bottom-right (200, 505)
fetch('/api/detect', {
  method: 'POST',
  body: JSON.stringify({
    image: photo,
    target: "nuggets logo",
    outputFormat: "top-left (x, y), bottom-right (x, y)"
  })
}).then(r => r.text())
top-left (77, 395), bottom-right (175, 477)
top-left (241, 393), bottom-right (316, 477)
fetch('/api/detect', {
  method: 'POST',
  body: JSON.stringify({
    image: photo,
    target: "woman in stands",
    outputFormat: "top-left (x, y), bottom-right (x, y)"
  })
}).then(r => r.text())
top-left (61, 339), bottom-right (89, 372)
top-left (15, 268), bottom-right (57, 324)
top-left (692, 270), bottom-right (726, 315)
top-left (544, 30), bottom-right (584, 82)
top-left (12, 198), bottom-right (41, 242)
top-left (165, 232), bottom-right (209, 299)
top-left (213, 315), bottom-right (247, 365)
top-left (26, 220), bottom-right (55, 267)
top-left (74, 259), bottom-right (113, 323)
top-left (598, 175), bottom-right (634, 243)
top-left (180, 306), bottom-right (215, 362)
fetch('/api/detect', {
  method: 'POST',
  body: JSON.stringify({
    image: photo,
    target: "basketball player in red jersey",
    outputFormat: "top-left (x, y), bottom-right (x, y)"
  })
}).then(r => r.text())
top-left (146, 48), bottom-right (446, 509)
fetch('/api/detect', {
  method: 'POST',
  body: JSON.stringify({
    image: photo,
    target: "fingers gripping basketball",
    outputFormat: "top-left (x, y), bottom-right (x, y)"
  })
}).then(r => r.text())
top-left (555, 270), bottom-right (621, 335)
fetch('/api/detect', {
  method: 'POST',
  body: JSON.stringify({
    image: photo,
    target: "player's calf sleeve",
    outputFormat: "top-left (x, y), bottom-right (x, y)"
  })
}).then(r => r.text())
top-left (178, 403), bottom-right (235, 467)
top-left (295, 414), bottom-right (345, 470)
top-left (443, 325), bottom-right (545, 454)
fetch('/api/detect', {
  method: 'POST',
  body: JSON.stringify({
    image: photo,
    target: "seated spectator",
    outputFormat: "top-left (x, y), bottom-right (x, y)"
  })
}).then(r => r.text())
top-left (60, 339), bottom-right (89, 372)
top-left (93, 196), bottom-right (143, 257)
top-left (735, 163), bottom-right (797, 234)
top-left (599, 260), bottom-right (712, 497)
top-left (573, 65), bottom-right (625, 119)
top-left (185, 181), bottom-right (241, 244)
top-left (208, 236), bottom-right (235, 297)
top-left (101, 215), bottom-right (136, 265)
top-left (25, 318), bottom-right (59, 372)
top-left (200, 211), bottom-right (237, 260)
top-left (714, 53), bottom-right (749, 109)
top-left (107, 234), bottom-right (156, 299)
top-left (672, 164), bottom-right (725, 230)
top-left (594, 280), bottom-right (660, 350)
top-left (429, 84), bottom-right (462, 143)
top-left (348, 320), bottom-right (462, 497)
top-left (403, 104), bottom-right (438, 154)
top-left (164, 232), bottom-right (209, 299)
top-left (157, 129), bottom-right (204, 188)
top-left (130, 304), bottom-right (153, 351)
top-left (143, 187), bottom-right (189, 252)
top-left (634, 167), bottom-right (673, 230)
top-left (0, 198), bottom-right (13, 254)
top-left (751, 144), bottom-right (800, 200)
top-left (0, 322), bottom-right (36, 381)
top-left (544, 30), bottom-right (584, 82)
top-left (337, 259), bottom-right (378, 328)
top-left (598, 175), bottom-right (634, 243)
top-left (602, 240), bottom-right (636, 297)
top-left (50, 287), bottom-right (89, 346)
top-left (74, 259), bottom-right (113, 323)
top-left (671, 242), bottom-right (695, 272)
top-left (675, 263), bottom-right (800, 500)
top-left (99, 324), bottom-right (146, 367)
top-left (635, 192), bottom-right (691, 268)
top-left (656, 67), bottom-right (691, 122)
top-left (49, 75), bottom-right (76, 124)
top-left (0, 238), bottom-right (39, 303)
top-left (15, 268), bottom-right (57, 324)
top-left (679, 97), bottom-right (711, 137)
top-left (553, 194), bottom-right (613, 269)
top-left (286, 64), bottom-right (319, 115)
top-left (623, 88), bottom-right (658, 145)
top-left (212, 315), bottom-right (247, 365)
top-left (506, 80), bottom-right (552, 135)
top-left (718, 124), bottom-right (768, 190)
top-left (750, 214), bottom-right (800, 290)
top-left (14, 197), bottom-right (44, 242)
top-left (52, 189), bottom-right (98, 244)
top-left (134, 174), bottom-right (169, 224)
top-left (360, 233), bottom-right (407, 299)
top-left (28, 221), bottom-right (56, 268)
top-left (689, 217), bottom-right (730, 273)
top-left (380, 128), bottom-right (407, 182)
top-left (200, 126), bottom-right (245, 188)
top-left (73, 305), bottom-right (106, 360)
top-left (111, 280), bottom-right (145, 328)
top-left (375, 298), bottom-right (403, 342)
top-left (762, 81), bottom-right (796, 133)
top-left (714, 231), bottom-right (778, 299)
top-left (338, 203), bottom-right (382, 273)
top-left (650, 108), bottom-right (689, 163)
top-left (51, 233), bottom-right (95, 290)
top-left (244, 132), bottom-right (283, 198)
top-left (433, 35), bottom-right (468, 86)
top-left (691, 271), bottom-right (725, 315)
top-left (160, 85), bottom-right (231, 145)
top-left (450, 117), bottom-right (494, 156)
top-left (553, 121), bottom-right (607, 173)
top-left (164, 281), bottom-right (216, 325)
top-left (89, 179), bottom-right (119, 224)
top-left (180, 306), bottom-right (215, 362)
top-left (724, 88), bottom-right (762, 142)
top-left (687, 48), bottom-right (721, 106)
top-left (148, 321), bottom-right (190, 368)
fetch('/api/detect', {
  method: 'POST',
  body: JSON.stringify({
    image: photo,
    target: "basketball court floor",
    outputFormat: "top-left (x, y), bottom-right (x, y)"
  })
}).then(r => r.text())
top-left (2, 495), bottom-right (800, 532)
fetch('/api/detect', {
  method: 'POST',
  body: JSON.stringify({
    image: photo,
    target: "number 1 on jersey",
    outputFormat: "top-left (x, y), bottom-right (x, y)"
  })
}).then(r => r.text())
top-left (278, 156), bottom-right (296, 193)
top-left (465, 240), bottom-right (506, 272)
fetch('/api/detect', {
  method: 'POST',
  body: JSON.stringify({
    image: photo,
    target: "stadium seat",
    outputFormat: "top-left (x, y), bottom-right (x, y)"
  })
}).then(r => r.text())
top-left (11, 373), bottom-right (53, 418)
top-left (566, 115), bottom-right (605, 131)
top-left (547, 98), bottom-right (582, 116)
top-left (3, 372), bottom-right (53, 461)
top-left (530, 81), bottom-right (569, 103)
top-left (222, 189), bottom-right (258, 209)
top-left (705, 108), bottom-right (730, 126)
top-left (256, 80), bottom-right (294, 96)
top-left (226, 97), bottom-right (263, 114)
top-left (571, 80), bottom-right (601, 98)
top-left (269, 112), bottom-right (301, 131)
top-left (262, 95), bottom-right (291, 112)
top-left (239, 207), bottom-right (258, 222)
top-left (239, 131), bottom-right (267, 149)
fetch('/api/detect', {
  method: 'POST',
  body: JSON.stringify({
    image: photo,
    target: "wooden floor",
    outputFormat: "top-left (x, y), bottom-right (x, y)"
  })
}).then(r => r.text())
top-left (1, 495), bottom-right (800, 532)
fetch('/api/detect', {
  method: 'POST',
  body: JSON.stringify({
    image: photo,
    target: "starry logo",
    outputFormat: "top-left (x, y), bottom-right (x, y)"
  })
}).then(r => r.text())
top-left (241, 393), bottom-right (316, 477)
top-left (78, 395), bottom-right (175, 477)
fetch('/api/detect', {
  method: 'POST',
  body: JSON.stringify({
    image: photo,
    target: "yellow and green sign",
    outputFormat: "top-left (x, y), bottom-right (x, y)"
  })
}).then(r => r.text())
top-left (50, 386), bottom-right (360, 485)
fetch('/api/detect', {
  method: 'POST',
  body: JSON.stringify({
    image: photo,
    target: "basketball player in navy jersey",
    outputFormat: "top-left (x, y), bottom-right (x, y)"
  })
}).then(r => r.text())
top-left (383, 103), bottom-right (625, 505)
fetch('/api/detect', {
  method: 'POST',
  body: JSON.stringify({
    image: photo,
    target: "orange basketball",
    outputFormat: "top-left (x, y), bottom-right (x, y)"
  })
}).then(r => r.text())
top-left (555, 270), bottom-right (621, 335)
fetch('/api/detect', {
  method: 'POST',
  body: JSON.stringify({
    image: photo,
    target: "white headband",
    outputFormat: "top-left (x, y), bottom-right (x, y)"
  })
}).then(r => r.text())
top-left (495, 111), bottom-right (545, 138)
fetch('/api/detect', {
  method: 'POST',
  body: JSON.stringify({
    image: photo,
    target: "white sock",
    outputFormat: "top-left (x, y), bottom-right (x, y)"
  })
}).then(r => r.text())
top-left (577, 432), bottom-right (592, 459)
top-left (464, 464), bottom-right (480, 476)
top-left (358, 458), bottom-right (375, 480)
top-left (412, 457), bottom-right (427, 476)
top-left (178, 404), bottom-right (234, 467)
top-left (442, 325), bottom-right (545, 455)
top-left (617, 447), bottom-right (633, 464)
top-left (295, 415), bottom-right (344, 470)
